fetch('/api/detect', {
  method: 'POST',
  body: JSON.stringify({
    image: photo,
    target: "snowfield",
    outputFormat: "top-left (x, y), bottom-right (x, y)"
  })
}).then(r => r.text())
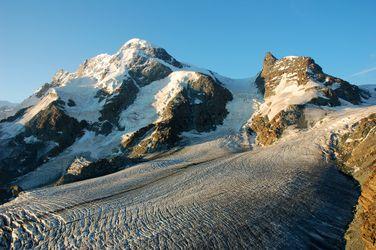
top-left (1, 105), bottom-right (374, 248)
top-left (1, 38), bottom-right (375, 248)
top-left (258, 74), bottom-right (321, 120)
top-left (11, 74), bottom-right (258, 190)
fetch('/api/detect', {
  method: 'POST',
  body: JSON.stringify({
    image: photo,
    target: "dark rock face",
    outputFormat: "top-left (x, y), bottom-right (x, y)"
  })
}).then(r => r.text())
top-left (35, 83), bottom-right (52, 98)
top-left (184, 75), bottom-right (233, 131)
top-left (123, 41), bottom-right (182, 87)
top-left (26, 101), bottom-right (86, 150)
top-left (94, 61), bottom-right (172, 134)
top-left (153, 47), bottom-right (182, 68)
top-left (122, 73), bottom-right (233, 157)
top-left (56, 156), bottom-right (138, 185)
top-left (0, 107), bottom-right (28, 123)
top-left (0, 136), bottom-right (44, 184)
top-left (0, 185), bottom-right (22, 204)
top-left (67, 99), bottom-right (76, 107)
top-left (0, 101), bottom-right (86, 185)
top-left (129, 59), bottom-right (172, 87)
top-left (309, 87), bottom-right (341, 107)
top-left (121, 41), bottom-right (182, 69)
top-left (121, 124), bottom-right (155, 150)
top-left (96, 52), bottom-right (178, 131)
top-left (99, 78), bottom-right (139, 127)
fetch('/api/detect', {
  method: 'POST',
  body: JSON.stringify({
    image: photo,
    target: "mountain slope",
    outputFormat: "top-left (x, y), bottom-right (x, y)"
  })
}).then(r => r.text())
top-left (248, 52), bottom-right (376, 249)
top-left (0, 39), bottom-right (258, 190)
top-left (0, 101), bottom-right (18, 120)
top-left (249, 53), bottom-right (371, 146)
top-left (0, 40), bottom-right (375, 249)
top-left (1, 104), bottom-right (375, 249)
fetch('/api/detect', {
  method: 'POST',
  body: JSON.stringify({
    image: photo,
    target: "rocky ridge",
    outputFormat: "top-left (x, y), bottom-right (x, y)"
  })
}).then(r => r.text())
top-left (331, 114), bottom-right (376, 249)
top-left (0, 41), bottom-right (375, 249)
top-left (0, 39), bottom-right (235, 192)
top-left (249, 53), bottom-right (370, 146)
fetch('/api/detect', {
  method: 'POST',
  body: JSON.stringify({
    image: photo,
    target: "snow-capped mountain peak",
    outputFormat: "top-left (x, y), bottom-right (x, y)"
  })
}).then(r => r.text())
top-left (19, 39), bottom-right (185, 125)
top-left (120, 38), bottom-right (159, 51)
top-left (1, 42), bottom-right (374, 202)
top-left (42, 39), bottom-right (180, 95)
top-left (1, 39), bottom-right (376, 249)
top-left (0, 39), bottom-right (253, 190)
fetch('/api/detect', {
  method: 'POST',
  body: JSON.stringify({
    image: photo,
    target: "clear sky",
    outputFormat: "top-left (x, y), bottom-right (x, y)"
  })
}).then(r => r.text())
top-left (1, 0), bottom-right (375, 102)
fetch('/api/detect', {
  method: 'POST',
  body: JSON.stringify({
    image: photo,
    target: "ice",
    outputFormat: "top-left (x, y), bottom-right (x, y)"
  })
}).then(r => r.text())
top-left (1, 104), bottom-right (373, 249)
top-left (0, 41), bottom-right (375, 248)
top-left (258, 75), bottom-right (320, 120)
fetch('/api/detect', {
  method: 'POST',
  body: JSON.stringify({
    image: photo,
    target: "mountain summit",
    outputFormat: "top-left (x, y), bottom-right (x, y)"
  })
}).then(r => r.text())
top-left (0, 40), bottom-right (375, 249)
top-left (0, 39), bottom-right (250, 189)
top-left (0, 40), bottom-right (374, 189)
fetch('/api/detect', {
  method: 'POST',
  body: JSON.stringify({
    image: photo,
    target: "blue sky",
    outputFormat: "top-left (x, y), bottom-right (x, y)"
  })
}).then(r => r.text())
top-left (1, 0), bottom-right (375, 102)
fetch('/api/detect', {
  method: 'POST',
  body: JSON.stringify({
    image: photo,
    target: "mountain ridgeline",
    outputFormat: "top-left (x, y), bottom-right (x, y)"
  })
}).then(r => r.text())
top-left (0, 39), bottom-right (235, 189)
top-left (0, 40), bottom-right (373, 189)
top-left (0, 39), bottom-right (375, 249)
top-left (250, 53), bottom-right (370, 145)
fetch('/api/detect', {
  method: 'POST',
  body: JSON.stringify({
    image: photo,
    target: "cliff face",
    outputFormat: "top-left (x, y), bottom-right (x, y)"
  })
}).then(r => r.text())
top-left (332, 114), bottom-right (376, 249)
top-left (353, 172), bottom-right (376, 250)
top-left (249, 53), bottom-right (370, 146)
top-left (0, 101), bottom-right (86, 185)
top-left (255, 53), bottom-right (367, 103)
top-left (249, 53), bottom-right (376, 249)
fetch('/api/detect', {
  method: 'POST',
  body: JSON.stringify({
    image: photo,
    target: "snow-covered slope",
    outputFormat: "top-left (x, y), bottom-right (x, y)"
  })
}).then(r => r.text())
top-left (0, 40), bottom-right (376, 249)
top-left (249, 53), bottom-right (373, 146)
top-left (0, 100), bottom-right (18, 120)
top-left (1, 104), bottom-right (375, 249)
top-left (0, 39), bottom-right (258, 190)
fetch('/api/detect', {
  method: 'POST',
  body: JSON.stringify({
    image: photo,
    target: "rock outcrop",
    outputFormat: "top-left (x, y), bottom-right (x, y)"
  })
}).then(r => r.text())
top-left (98, 78), bottom-right (139, 129)
top-left (56, 156), bottom-right (139, 185)
top-left (250, 53), bottom-right (370, 146)
top-left (122, 73), bottom-right (233, 157)
top-left (250, 54), bottom-right (376, 249)
top-left (0, 185), bottom-right (22, 204)
top-left (0, 101), bottom-right (86, 185)
top-left (331, 114), bottom-right (376, 249)
top-left (333, 114), bottom-right (376, 179)
top-left (250, 105), bottom-right (306, 146)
